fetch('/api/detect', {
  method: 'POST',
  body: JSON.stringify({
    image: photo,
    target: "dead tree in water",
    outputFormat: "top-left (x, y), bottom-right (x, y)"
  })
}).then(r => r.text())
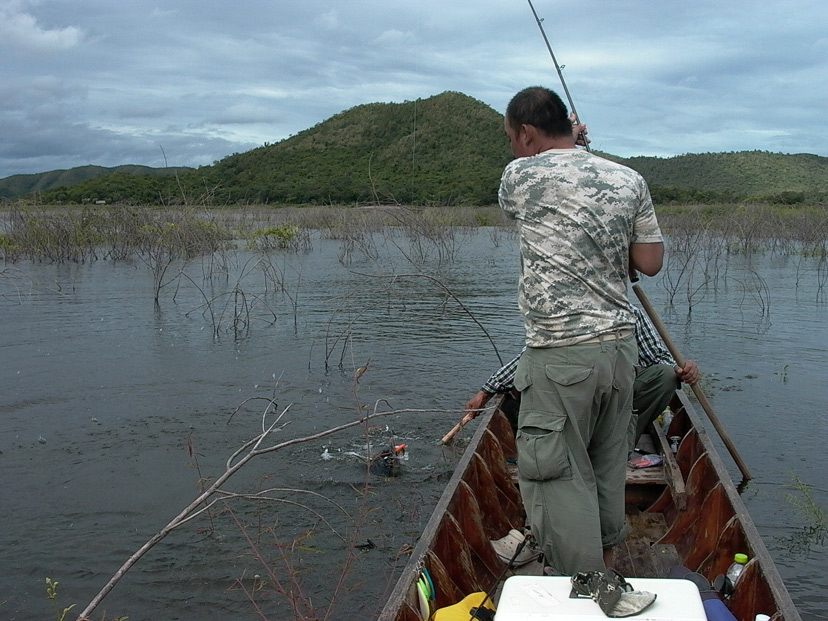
top-left (75, 398), bottom-right (459, 621)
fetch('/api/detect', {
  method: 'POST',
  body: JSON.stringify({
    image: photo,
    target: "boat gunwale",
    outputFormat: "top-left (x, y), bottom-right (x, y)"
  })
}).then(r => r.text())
top-left (379, 390), bottom-right (802, 621)
top-left (378, 406), bottom-right (503, 619)
top-left (671, 390), bottom-right (801, 621)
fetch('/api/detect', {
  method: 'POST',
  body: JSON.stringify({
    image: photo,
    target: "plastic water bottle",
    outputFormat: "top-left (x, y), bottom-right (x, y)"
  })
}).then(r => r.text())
top-left (658, 406), bottom-right (673, 429)
top-left (725, 553), bottom-right (748, 595)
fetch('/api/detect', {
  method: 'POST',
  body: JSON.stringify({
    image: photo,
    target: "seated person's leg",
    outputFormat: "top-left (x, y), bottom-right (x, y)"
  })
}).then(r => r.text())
top-left (629, 364), bottom-right (679, 451)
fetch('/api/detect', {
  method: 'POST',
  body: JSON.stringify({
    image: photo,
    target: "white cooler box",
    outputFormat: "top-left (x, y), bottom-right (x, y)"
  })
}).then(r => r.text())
top-left (494, 576), bottom-right (707, 621)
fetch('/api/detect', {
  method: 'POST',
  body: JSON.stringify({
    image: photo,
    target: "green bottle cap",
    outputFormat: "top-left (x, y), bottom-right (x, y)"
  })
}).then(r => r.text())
top-left (734, 553), bottom-right (748, 564)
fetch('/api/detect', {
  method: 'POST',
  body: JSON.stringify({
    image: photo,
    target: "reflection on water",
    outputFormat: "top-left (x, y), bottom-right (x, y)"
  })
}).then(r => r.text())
top-left (1, 229), bottom-right (826, 620)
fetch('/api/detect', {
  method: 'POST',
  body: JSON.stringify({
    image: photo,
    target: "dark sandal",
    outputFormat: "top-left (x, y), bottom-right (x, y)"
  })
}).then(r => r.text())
top-left (570, 570), bottom-right (657, 618)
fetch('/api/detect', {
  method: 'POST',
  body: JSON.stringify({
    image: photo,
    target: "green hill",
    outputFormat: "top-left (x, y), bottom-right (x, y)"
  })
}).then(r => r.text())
top-left (618, 151), bottom-right (828, 204)
top-left (0, 165), bottom-right (191, 201)
top-left (192, 90), bottom-right (513, 205)
top-left (4, 92), bottom-right (828, 205)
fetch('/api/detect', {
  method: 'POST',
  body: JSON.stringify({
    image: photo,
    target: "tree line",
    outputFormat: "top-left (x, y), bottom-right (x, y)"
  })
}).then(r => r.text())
top-left (4, 92), bottom-right (827, 207)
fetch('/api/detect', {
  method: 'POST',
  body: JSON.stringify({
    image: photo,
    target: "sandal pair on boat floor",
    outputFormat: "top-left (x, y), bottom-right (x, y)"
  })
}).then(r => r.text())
top-left (489, 529), bottom-right (656, 618)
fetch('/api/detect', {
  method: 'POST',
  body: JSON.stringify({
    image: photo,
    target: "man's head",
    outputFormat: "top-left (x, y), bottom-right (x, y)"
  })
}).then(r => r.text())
top-left (504, 87), bottom-right (574, 157)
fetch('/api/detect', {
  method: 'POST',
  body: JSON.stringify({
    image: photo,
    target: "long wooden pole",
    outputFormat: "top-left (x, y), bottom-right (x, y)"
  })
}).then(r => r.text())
top-left (440, 412), bottom-right (476, 445)
top-left (632, 283), bottom-right (752, 482)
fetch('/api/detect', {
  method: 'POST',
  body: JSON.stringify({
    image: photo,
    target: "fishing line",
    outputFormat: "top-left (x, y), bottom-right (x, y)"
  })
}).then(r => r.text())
top-left (526, 0), bottom-right (590, 152)
top-left (410, 5), bottom-right (422, 201)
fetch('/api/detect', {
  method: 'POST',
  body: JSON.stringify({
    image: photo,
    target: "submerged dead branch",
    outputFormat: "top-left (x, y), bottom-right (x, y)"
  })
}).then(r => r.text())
top-left (75, 399), bottom-right (461, 620)
top-left (350, 270), bottom-right (504, 366)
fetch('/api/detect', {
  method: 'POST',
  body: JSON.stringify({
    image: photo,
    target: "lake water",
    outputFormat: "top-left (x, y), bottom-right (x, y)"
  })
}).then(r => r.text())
top-left (1, 227), bottom-right (826, 620)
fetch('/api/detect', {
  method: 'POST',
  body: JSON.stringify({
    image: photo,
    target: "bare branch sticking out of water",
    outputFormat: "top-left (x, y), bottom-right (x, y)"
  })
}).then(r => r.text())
top-left (349, 270), bottom-right (504, 366)
top-left (178, 257), bottom-right (278, 341)
top-left (817, 252), bottom-right (828, 301)
top-left (732, 261), bottom-right (772, 318)
top-left (75, 398), bottom-right (462, 620)
top-left (0, 266), bottom-right (70, 303)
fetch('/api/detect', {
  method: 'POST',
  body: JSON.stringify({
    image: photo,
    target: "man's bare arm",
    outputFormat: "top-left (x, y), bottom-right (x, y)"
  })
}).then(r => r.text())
top-left (630, 242), bottom-right (664, 276)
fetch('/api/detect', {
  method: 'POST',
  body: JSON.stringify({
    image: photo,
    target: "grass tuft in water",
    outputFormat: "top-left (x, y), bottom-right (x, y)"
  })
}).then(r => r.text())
top-left (779, 472), bottom-right (828, 553)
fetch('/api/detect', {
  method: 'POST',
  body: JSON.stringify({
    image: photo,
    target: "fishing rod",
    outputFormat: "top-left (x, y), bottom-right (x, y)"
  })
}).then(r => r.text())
top-left (528, 0), bottom-right (752, 482)
top-left (526, 0), bottom-right (590, 152)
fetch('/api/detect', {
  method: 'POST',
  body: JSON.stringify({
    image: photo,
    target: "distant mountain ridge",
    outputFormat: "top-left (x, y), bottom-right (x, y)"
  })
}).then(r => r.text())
top-left (2, 92), bottom-right (826, 205)
top-left (0, 164), bottom-right (192, 201)
top-left (618, 151), bottom-right (827, 203)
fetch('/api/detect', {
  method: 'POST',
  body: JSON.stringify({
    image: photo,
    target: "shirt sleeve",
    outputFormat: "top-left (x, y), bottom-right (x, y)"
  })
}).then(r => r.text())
top-left (482, 347), bottom-right (526, 394)
top-left (498, 161), bottom-right (520, 220)
top-left (630, 177), bottom-right (663, 244)
top-left (633, 306), bottom-right (676, 367)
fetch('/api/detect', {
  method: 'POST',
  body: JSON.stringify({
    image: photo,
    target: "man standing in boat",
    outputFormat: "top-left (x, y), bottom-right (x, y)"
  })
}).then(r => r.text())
top-left (498, 86), bottom-right (664, 575)
top-left (463, 305), bottom-right (700, 456)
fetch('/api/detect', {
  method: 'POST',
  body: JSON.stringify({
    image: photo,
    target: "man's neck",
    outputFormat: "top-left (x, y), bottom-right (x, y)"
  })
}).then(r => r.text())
top-left (536, 135), bottom-right (578, 154)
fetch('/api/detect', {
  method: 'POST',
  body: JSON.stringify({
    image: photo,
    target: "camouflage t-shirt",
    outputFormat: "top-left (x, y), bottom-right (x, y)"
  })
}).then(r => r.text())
top-left (499, 149), bottom-right (662, 347)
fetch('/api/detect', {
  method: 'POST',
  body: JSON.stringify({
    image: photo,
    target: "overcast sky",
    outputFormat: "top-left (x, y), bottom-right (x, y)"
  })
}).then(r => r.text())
top-left (2, 0), bottom-right (826, 179)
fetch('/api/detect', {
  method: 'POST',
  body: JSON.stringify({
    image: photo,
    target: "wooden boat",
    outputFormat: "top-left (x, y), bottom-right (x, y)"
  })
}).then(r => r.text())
top-left (378, 389), bottom-right (801, 621)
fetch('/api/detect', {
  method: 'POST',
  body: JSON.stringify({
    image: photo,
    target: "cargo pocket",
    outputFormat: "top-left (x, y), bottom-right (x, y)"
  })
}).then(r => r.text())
top-left (544, 363), bottom-right (593, 387)
top-left (513, 367), bottom-right (532, 393)
top-left (516, 410), bottom-right (571, 481)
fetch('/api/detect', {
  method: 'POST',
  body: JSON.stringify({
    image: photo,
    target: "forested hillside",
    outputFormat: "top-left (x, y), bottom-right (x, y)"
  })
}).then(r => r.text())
top-left (622, 151), bottom-right (827, 204)
top-left (200, 91), bottom-right (512, 205)
top-left (0, 165), bottom-right (190, 201)
top-left (4, 92), bottom-right (827, 206)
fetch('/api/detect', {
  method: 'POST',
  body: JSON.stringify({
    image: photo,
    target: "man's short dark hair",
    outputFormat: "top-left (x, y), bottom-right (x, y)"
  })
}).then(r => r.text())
top-left (506, 87), bottom-right (572, 138)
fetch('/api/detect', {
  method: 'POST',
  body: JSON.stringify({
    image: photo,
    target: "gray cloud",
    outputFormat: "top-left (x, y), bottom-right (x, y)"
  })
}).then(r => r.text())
top-left (0, 1), bottom-right (84, 53)
top-left (1, 0), bottom-right (826, 178)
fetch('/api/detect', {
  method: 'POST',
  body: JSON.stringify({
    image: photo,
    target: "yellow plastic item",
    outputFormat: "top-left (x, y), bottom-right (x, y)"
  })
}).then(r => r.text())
top-left (431, 591), bottom-right (495, 620)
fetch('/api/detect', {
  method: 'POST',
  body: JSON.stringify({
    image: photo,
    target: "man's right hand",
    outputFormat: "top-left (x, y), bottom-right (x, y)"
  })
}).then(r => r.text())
top-left (569, 112), bottom-right (590, 148)
top-left (463, 390), bottom-right (492, 419)
top-left (675, 360), bottom-right (700, 385)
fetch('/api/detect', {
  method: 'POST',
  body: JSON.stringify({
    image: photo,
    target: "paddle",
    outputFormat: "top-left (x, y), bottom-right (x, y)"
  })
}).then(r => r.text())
top-left (632, 283), bottom-right (753, 482)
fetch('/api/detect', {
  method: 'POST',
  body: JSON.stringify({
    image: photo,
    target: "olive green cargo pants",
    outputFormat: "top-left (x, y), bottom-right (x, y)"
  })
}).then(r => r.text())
top-left (513, 334), bottom-right (636, 575)
top-left (629, 364), bottom-right (680, 452)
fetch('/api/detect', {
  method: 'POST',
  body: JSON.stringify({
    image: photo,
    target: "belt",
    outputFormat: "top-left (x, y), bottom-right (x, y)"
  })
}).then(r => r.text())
top-left (578, 328), bottom-right (633, 345)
